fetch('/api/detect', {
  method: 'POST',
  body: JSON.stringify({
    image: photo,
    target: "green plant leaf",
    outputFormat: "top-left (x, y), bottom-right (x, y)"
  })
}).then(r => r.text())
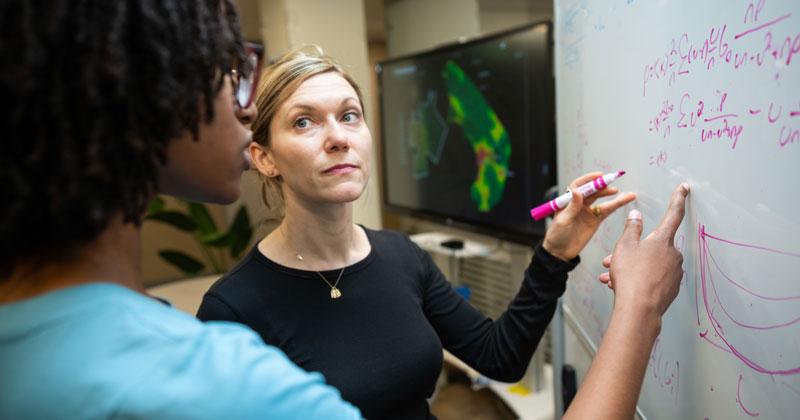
top-left (158, 250), bottom-right (205, 276)
top-left (201, 231), bottom-right (232, 247)
top-left (187, 202), bottom-right (217, 235)
top-left (145, 211), bottom-right (198, 232)
top-left (147, 196), bottom-right (166, 215)
top-left (228, 206), bottom-right (253, 258)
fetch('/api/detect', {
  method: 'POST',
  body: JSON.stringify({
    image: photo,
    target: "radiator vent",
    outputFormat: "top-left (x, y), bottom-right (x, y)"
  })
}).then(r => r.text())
top-left (459, 254), bottom-right (520, 320)
top-left (423, 244), bottom-right (531, 320)
top-left (427, 244), bottom-right (552, 364)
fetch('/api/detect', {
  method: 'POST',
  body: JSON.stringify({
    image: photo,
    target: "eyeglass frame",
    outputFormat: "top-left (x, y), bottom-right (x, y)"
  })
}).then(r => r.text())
top-left (230, 41), bottom-right (264, 109)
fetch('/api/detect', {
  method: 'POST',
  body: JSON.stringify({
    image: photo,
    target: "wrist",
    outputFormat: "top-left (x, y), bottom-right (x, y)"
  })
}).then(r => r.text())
top-left (541, 239), bottom-right (572, 262)
top-left (611, 301), bottom-right (663, 337)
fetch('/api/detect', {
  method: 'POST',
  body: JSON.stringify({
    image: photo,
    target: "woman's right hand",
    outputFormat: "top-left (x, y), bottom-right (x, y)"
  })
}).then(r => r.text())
top-left (603, 183), bottom-right (690, 318)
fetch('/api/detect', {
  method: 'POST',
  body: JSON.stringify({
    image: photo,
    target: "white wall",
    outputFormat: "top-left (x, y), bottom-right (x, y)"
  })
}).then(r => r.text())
top-left (478, 0), bottom-right (552, 34)
top-left (258, 0), bottom-right (290, 58)
top-left (385, 0), bottom-right (480, 57)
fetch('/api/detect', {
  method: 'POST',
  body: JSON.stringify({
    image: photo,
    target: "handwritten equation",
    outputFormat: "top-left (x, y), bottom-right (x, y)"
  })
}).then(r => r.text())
top-left (642, 0), bottom-right (799, 95)
top-left (648, 336), bottom-right (680, 406)
top-left (643, 1), bottom-right (799, 151)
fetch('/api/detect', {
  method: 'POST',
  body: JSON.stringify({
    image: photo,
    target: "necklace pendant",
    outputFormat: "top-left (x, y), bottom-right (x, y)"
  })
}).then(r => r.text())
top-left (330, 287), bottom-right (342, 299)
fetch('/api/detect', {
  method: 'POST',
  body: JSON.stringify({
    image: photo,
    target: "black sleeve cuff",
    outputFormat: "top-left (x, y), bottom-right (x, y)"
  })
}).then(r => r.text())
top-left (533, 242), bottom-right (581, 276)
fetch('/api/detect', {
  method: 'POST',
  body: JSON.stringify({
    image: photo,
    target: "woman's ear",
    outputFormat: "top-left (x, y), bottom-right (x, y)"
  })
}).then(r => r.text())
top-left (250, 142), bottom-right (279, 178)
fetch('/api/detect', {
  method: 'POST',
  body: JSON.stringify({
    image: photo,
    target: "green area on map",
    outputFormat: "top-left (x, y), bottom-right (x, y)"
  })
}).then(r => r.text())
top-left (443, 60), bottom-right (511, 212)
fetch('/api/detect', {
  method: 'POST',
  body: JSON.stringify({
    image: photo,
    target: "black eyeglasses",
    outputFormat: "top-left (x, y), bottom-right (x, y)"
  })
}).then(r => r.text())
top-left (230, 42), bottom-right (264, 109)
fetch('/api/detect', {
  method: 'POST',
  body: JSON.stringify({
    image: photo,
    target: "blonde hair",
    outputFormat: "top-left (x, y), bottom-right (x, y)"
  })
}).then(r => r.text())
top-left (251, 45), bottom-right (366, 210)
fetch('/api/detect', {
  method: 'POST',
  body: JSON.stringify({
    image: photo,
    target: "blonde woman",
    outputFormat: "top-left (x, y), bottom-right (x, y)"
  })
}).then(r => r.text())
top-left (198, 46), bottom-right (689, 419)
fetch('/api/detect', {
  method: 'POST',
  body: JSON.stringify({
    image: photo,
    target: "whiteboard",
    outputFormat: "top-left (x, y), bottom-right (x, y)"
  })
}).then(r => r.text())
top-left (554, 0), bottom-right (800, 418)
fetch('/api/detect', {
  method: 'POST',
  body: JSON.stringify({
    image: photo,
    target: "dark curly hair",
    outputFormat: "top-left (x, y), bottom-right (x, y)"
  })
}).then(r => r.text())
top-left (0, 0), bottom-right (250, 278)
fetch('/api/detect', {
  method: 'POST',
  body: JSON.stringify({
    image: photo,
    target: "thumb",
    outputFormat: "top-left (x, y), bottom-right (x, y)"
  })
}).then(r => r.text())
top-left (562, 189), bottom-right (584, 218)
top-left (620, 209), bottom-right (643, 244)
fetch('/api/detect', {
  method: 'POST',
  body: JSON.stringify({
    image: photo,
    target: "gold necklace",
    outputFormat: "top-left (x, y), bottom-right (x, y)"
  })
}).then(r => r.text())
top-left (315, 268), bottom-right (345, 299)
top-left (281, 224), bottom-right (348, 300)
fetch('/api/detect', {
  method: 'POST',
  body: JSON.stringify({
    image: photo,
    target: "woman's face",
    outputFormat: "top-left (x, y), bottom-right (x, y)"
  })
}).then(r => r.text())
top-left (158, 75), bottom-right (256, 204)
top-left (256, 71), bottom-right (372, 206)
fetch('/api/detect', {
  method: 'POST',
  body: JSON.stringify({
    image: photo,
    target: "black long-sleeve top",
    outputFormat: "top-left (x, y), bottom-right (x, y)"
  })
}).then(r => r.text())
top-left (197, 227), bottom-right (579, 419)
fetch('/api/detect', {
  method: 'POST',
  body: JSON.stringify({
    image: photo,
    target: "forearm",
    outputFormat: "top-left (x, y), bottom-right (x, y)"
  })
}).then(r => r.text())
top-left (563, 306), bottom-right (661, 420)
top-left (447, 245), bottom-right (576, 380)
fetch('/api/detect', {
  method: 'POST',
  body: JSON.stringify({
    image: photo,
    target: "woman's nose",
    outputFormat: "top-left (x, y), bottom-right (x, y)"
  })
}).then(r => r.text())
top-left (324, 121), bottom-right (350, 152)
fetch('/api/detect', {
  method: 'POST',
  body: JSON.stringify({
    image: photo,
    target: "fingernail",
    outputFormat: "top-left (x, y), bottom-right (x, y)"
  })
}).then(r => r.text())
top-left (628, 209), bottom-right (642, 220)
top-left (681, 182), bottom-right (690, 193)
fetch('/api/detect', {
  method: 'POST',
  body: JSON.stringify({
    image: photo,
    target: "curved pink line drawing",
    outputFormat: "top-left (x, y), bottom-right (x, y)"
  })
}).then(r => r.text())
top-left (737, 374), bottom-right (760, 417)
top-left (697, 224), bottom-right (800, 376)
top-left (702, 230), bottom-right (800, 258)
top-left (706, 252), bottom-right (800, 330)
top-left (706, 250), bottom-right (800, 301)
top-left (698, 329), bottom-right (733, 354)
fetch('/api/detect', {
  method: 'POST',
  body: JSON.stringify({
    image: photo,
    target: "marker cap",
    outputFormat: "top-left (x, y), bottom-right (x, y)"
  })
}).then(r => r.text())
top-left (530, 202), bottom-right (553, 221)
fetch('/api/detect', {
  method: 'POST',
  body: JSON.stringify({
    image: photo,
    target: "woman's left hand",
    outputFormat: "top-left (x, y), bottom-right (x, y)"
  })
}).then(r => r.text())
top-left (542, 172), bottom-right (636, 261)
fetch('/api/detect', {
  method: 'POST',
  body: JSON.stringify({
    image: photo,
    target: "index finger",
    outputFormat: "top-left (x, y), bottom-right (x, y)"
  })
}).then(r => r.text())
top-left (654, 183), bottom-right (690, 243)
top-left (569, 171), bottom-right (603, 190)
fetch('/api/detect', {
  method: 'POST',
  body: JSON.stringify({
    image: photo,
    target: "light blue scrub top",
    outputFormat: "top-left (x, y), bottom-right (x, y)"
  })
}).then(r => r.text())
top-left (0, 283), bottom-right (362, 419)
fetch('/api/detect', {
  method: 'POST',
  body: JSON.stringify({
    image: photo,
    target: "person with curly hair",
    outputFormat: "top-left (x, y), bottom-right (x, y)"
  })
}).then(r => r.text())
top-left (0, 1), bottom-right (360, 418)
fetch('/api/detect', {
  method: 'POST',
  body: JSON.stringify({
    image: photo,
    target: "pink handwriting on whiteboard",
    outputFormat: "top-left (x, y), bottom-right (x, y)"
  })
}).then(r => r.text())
top-left (648, 335), bottom-right (680, 405)
top-left (642, 1), bottom-right (799, 97)
top-left (641, 2), bottom-right (799, 152)
top-left (645, 89), bottom-right (798, 149)
top-left (694, 224), bottom-right (800, 416)
top-left (695, 224), bottom-right (800, 376)
top-left (779, 125), bottom-right (800, 147)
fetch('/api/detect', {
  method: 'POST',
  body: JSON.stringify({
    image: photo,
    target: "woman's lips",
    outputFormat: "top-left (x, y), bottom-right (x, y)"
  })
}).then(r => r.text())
top-left (323, 164), bottom-right (357, 175)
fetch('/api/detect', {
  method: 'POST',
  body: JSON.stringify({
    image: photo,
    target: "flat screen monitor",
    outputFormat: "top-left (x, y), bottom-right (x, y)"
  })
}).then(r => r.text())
top-left (377, 22), bottom-right (556, 243)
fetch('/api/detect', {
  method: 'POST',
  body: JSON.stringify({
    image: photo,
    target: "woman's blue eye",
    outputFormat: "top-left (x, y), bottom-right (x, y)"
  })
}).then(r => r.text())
top-left (294, 118), bottom-right (310, 128)
top-left (343, 112), bottom-right (359, 122)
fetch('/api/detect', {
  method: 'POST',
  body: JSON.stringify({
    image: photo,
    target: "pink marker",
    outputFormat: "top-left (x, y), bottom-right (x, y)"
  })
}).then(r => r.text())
top-left (530, 171), bottom-right (626, 221)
